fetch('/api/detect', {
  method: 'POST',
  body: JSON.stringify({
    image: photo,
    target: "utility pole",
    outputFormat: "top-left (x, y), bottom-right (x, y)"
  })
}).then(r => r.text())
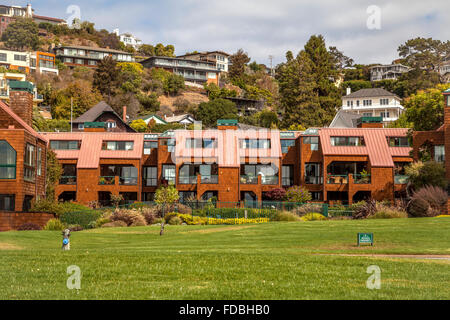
top-left (70, 97), bottom-right (73, 132)
top-left (268, 55), bottom-right (274, 77)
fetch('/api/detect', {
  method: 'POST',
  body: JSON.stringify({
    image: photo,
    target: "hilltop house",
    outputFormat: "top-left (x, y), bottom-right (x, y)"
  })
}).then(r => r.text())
top-left (369, 64), bottom-right (411, 82)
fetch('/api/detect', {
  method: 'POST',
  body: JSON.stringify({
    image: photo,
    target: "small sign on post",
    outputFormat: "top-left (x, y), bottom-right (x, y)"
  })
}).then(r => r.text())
top-left (357, 233), bottom-right (374, 246)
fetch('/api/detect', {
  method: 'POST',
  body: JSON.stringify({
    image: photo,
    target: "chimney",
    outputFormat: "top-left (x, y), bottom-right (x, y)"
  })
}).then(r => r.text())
top-left (346, 87), bottom-right (351, 95)
top-left (443, 89), bottom-right (450, 125)
top-left (122, 106), bottom-right (127, 123)
top-left (26, 4), bottom-right (32, 18)
top-left (9, 81), bottom-right (34, 127)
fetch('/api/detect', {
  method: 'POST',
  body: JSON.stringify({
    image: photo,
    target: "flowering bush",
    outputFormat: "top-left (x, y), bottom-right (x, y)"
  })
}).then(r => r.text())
top-left (285, 186), bottom-right (312, 203)
top-left (300, 213), bottom-right (327, 221)
top-left (207, 217), bottom-right (270, 225)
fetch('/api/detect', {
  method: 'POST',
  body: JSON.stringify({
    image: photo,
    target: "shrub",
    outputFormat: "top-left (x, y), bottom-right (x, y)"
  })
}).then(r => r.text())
top-left (141, 207), bottom-right (158, 224)
top-left (295, 203), bottom-right (323, 216)
top-left (168, 215), bottom-right (182, 225)
top-left (353, 199), bottom-right (377, 219)
top-left (408, 185), bottom-right (448, 217)
top-left (272, 211), bottom-right (301, 221)
top-left (407, 197), bottom-right (430, 217)
top-left (44, 219), bottom-right (65, 231)
top-left (111, 209), bottom-right (147, 226)
top-left (31, 199), bottom-right (62, 215)
top-left (94, 217), bottom-right (111, 228)
top-left (67, 224), bottom-right (83, 232)
top-left (102, 221), bottom-right (127, 228)
top-left (17, 223), bottom-right (41, 231)
top-left (60, 210), bottom-right (102, 229)
top-left (130, 218), bottom-right (147, 227)
top-left (285, 186), bottom-right (312, 203)
top-left (164, 212), bottom-right (178, 223)
top-left (370, 208), bottom-right (408, 219)
top-left (264, 188), bottom-right (287, 201)
top-left (406, 161), bottom-right (448, 190)
top-left (300, 213), bottom-right (327, 221)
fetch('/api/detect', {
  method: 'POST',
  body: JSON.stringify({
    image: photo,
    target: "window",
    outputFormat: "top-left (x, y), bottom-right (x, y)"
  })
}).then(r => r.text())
top-left (0, 141), bottom-right (16, 179)
top-left (356, 100), bottom-right (360, 107)
top-left (75, 59), bottom-right (83, 65)
top-left (65, 58), bottom-right (73, 63)
top-left (106, 121), bottom-right (116, 129)
top-left (303, 136), bottom-right (319, 151)
top-left (363, 100), bottom-right (372, 106)
top-left (50, 140), bottom-right (81, 150)
top-left (185, 138), bottom-right (217, 148)
top-left (24, 144), bottom-right (35, 182)
top-left (161, 139), bottom-right (175, 152)
top-left (282, 165), bottom-right (293, 186)
top-left (143, 141), bottom-right (158, 155)
top-left (380, 98), bottom-right (389, 105)
top-left (88, 60), bottom-right (97, 66)
top-left (143, 167), bottom-right (157, 186)
top-left (162, 165), bottom-right (176, 184)
top-left (346, 101), bottom-right (353, 107)
top-left (434, 145), bottom-right (445, 163)
top-left (37, 147), bottom-right (42, 176)
top-left (310, 192), bottom-right (322, 201)
top-left (330, 136), bottom-right (365, 146)
top-left (363, 112), bottom-right (372, 117)
top-left (281, 140), bottom-right (295, 153)
top-left (387, 137), bottom-right (409, 147)
top-left (0, 53), bottom-right (7, 62)
top-left (305, 163), bottom-right (322, 184)
top-left (0, 194), bottom-right (15, 211)
top-left (380, 111), bottom-right (390, 119)
top-left (240, 139), bottom-right (271, 149)
top-left (102, 141), bottom-right (134, 151)
top-left (241, 164), bottom-right (278, 185)
top-left (120, 166), bottom-right (138, 185)
top-left (14, 54), bottom-right (27, 61)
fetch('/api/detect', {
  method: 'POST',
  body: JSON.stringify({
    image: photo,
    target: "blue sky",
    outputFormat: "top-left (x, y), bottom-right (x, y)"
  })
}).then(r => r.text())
top-left (8, 0), bottom-right (450, 66)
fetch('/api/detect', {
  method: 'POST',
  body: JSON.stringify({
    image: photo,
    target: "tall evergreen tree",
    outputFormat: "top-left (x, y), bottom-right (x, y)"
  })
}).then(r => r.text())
top-left (277, 35), bottom-right (341, 128)
top-left (93, 56), bottom-right (120, 98)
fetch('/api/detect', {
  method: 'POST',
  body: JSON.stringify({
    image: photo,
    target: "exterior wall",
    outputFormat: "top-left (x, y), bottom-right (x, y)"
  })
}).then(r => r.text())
top-left (0, 212), bottom-right (54, 231)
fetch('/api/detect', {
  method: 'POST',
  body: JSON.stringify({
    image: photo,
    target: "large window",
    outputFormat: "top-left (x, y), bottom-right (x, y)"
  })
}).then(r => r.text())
top-left (119, 166), bottom-right (138, 185)
top-left (380, 98), bottom-right (389, 105)
top-left (330, 136), bottom-right (365, 146)
top-left (434, 145), bottom-right (445, 163)
top-left (0, 53), bottom-right (7, 61)
top-left (50, 140), bottom-right (81, 150)
top-left (305, 163), bottom-right (322, 184)
top-left (162, 165), bottom-right (176, 184)
top-left (143, 167), bottom-right (157, 186)
top-left (143, 141), bottom-right (158, 155)
top-left (24, 144), bottom-right (35, 182)
top-left (282, 165), bottom-right (294, 186)
top-left (303, 136), bottom-right (319, 151)
top-left (37, 147), bottom-right (42, 176)
top-left (185, 138), bottom-right (217, 149)
top-left (281, 140), bottom-right (295, 153)
top-left (0, 141), bottom-right (16, 179)
top-left (241, 164), bottom-right (278, 185)
top-left (0, 194), bottom-right (15, 211)
top-left (161, 139), bottom-right (175, 152)
top-left (240, 139), bottom-right (271, 149)
top-left (102, 141), bottom-right (134, 151)
top-left (14, 54), bottom-right (27, 61)
top-left (387, 137), bottom-right (409, 147)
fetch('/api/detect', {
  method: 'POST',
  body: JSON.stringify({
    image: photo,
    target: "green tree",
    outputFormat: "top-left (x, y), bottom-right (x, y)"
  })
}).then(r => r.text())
top-left (164, 73), bottom-right (185, 96)
top-left (155, 185), bottom-right (179, 235)
top-left (137, 92), bottom-right (160, 115)
top-left (405, 161), bottom-right (448, 190)
top-left (277, 35), bottom-right (341, 128)
top-left (93, 56), bottom-right (120, 98)
top-left (130, 119), bottom-right (148, 132)
top-left (46, 150), bottom-right (63, 202)
top-left (257, 109), bottom-right (279, 128)
top-left (117, 62), bottom-right (144, 93)
top-left (2, 18), bottom-right (39, 50)
top-left (398, 37), bottom-right (449, 71)
top-left (403, 84), bottom-right (450, 131)
top-left (229, 49), bottom-right (251, 85)
top-left (195, 98), bottom-right (238, 127)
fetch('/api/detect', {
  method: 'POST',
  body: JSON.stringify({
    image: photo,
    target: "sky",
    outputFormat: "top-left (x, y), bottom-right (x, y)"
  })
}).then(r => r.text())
top-left (7, 0), bottom-right (450, 66)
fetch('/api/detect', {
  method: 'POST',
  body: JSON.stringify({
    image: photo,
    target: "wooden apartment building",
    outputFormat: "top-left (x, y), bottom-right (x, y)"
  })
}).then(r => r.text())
top-left (42, 118), bottom-right (412, 206)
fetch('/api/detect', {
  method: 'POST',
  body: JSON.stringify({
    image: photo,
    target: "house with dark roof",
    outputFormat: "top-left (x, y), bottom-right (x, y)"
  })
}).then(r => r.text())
top-left (72, 102), bottom-right (135, 132)
top-left (341, 88), bottom-right (404, 123)
top-left (54, 45), bottom-right (134, 68)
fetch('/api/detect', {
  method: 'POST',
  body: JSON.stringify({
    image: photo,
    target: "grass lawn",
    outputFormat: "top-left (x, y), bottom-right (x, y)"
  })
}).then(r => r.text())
top-left (0, 217), bottom-right (449, 300)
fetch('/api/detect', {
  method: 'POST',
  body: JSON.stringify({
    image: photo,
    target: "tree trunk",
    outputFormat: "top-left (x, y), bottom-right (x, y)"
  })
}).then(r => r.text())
top-left (160, 221), bottom-right (165, 236)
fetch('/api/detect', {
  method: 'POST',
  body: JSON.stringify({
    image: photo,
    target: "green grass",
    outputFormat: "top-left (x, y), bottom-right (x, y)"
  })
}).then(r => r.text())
top-left (0, 217), bottom-right (449, 300)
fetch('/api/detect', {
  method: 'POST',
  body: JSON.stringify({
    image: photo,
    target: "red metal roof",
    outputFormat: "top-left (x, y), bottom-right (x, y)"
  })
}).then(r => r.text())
top-left (319, 128), bottom-right (411, 167)
top-left (42, 132), bottom-right (143, 169)
top-left (0, 100), bottom-right (47, 142)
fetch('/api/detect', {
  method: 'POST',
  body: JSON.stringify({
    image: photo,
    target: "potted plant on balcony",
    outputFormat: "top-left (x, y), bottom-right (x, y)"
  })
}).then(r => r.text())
top-left (358, 169), bottom-right (370, 184)
top-left (99, 177), bottom-right (106, 185)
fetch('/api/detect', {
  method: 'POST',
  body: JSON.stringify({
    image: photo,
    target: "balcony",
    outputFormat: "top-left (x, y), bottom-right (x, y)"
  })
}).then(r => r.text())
top-left (261, 176), bottom-right (279, 185)
top-left (98, 176), bottom-right (115, 185)
top-left (353, 174), bottom-right (371, 184)
top-left (327, 174), bottom-right (348, 184)
top-left (201, 175), bottom-right (218, 184)
top-left (119, 177), bottom-right (138, 185)
top-left (59, 176), bottom-right (76, 185)
top-left (305, 176), bottom-right (323, 184)
top-left (240, 175), bottom-right (258, 184)
top-left (179, 176), bottom-right (197, 184)
top-left (395, 175), bottom-right (409, 184)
